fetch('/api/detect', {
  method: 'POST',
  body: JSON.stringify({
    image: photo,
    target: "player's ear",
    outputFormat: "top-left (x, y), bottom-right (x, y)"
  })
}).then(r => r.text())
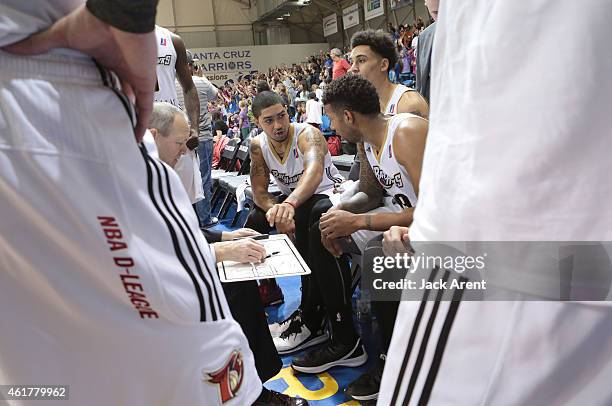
top-left (381, 57), bottom-right (390, 73)
top-left (343, 110), bottom-right (354, 125)
top-left (150, 128), bottom-right (159, 139)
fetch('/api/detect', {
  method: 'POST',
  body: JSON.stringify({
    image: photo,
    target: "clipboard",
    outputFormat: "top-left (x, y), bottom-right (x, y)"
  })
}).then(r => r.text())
top-left (219, 234), bottom-right (311, 282)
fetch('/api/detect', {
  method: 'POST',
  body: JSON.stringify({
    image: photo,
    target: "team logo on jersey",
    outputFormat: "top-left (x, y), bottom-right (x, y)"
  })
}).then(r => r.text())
top-left (372, 165), bottom-right (404, 189)
top-left (160, 37), bottom-right (167, 46)
top-left (206, 350), bottom-right (244, 403)
top-left (270, 169), bottom-right (303, 186)
top-left (158, 55), bottom-right (172, 66)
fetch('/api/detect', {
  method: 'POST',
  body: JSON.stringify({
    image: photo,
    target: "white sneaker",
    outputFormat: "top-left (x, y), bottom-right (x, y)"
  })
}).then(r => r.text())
top-left (268, 309), bottom-right (300, 338)
top-left (273, 314), bottom-right (329, 355)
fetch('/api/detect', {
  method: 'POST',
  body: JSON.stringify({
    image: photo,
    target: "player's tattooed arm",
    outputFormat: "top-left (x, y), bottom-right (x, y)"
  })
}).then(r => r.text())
top-left (334, 142), bottom-right (383, 214)
top-left (172, 34), bottom-right (200, 137)
top-left (287, 126), bottom-right (327, 207)
top-left (249, 139), bottom-right (276, 212)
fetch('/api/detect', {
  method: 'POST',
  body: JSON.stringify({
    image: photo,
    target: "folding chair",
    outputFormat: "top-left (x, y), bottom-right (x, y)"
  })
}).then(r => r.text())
top-left (216, 140), bottom-right (252, 220)
top-left (210, 138), bottom-right (240, 207)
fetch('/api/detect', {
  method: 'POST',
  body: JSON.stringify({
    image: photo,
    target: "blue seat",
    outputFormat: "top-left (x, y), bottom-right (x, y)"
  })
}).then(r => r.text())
top-left (321, 115), bottom-right (331, 132)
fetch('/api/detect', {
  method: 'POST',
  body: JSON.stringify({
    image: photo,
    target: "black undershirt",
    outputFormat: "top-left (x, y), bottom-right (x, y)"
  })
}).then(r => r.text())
top-left (86, 0), bottom-right (159, 33)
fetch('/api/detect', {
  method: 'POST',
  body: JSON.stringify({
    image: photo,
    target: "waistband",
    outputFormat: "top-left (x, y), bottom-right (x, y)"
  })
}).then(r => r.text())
top-left (0, 49), bottom-right (104, 86)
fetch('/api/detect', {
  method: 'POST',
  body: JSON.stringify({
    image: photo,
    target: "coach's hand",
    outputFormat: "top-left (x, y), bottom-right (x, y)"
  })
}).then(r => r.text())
top-left (213, 239), bottom-right (266, 264)
top-left (319, 210), bottom-right (359, 239)
top-left (2, 5), bottom-right (156, 142)
top-left (383, 226), bottom-right (411, 257)
top-left (266, 202), bottom-right (295, 227)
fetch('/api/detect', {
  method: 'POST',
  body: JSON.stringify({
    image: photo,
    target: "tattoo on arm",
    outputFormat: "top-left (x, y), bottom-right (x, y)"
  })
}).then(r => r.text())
top-left (302, 129), bottom-right (326, 167)
top-left (289, 128), bottom-right (326, 206)
top-left (249, 141), bottom-right (274, 208)
top-left (357, 143), bottom-right (384, 198)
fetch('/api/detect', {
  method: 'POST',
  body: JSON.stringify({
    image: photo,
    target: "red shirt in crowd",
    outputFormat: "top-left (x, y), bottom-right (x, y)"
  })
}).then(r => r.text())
top-left (332, 58), bottom-right (351, 80)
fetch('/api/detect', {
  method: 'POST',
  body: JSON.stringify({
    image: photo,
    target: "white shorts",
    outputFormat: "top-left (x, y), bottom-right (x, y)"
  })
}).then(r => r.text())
top-left (0, 50), bottom-right (260, 405)
top-left (379, 289), bottom-right (612, 405)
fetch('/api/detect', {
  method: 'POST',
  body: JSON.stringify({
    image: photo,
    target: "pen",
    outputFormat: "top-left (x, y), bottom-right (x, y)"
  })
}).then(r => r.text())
top-left (265, 251), bottom-right (280, 259)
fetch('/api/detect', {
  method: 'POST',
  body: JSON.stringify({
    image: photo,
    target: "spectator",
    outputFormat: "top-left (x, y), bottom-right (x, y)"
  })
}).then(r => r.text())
top-left (305, 92), bottom-right (323, 129)
top-left (416, 0), bottom-right (439, 102)
top-left (312, 83), bottom-right (324, 100)
top-left (238, 100), bottom-right (250, 140)
top-left (330, 48), bottom-right (351, 79)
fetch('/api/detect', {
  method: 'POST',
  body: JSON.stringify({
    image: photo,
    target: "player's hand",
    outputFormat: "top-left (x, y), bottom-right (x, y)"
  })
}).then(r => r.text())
top-left (276, 219), bottom-right (296, 240)
top-left (213, 239), bottom-right (266, 264)
top-left (383, 226), bottom-right (411, 257)
top-left (225, 228), bottom-right (260, 240)
top-left (321, 234), bottom-right (343, 257)
top-left (319, 210), bottom-right (359, 239)
top-left (266, 202), bottom-right (295, 227)
top-left (2, 5), bottom-right (156, 142)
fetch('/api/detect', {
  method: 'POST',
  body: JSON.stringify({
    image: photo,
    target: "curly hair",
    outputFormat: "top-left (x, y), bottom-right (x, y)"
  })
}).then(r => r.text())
top-left (350, 29), bottom-right (398, 72)
top-left (322, 75), bottom-right (380, 116)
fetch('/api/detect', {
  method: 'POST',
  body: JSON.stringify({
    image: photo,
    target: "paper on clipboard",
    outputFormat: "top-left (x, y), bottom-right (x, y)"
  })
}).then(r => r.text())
top-left (219, 234), bottom-right (311, 282)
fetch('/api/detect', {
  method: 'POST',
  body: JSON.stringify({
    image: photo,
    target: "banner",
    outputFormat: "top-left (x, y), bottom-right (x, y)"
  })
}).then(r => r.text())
top-left (364, 0), bottom-right (385, 21)
top-left (188, 43), bottom-right (328, 86)
top-left (342, 4), bottom-right (360, 30)
top-left (323, 13), bottom-right (338, 37)
top-left (390, 0), bottom-right (413, 10)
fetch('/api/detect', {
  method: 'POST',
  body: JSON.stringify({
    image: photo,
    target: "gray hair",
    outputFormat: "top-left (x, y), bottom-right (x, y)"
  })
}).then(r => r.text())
top-left (148, 102), bottom-right (188, 136)
top-left (330, 48), bottom-right (342, 57)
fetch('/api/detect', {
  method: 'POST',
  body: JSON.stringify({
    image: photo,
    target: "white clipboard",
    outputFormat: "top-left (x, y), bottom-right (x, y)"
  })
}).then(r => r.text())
top-left (219, 234), bottom-right (311, 282)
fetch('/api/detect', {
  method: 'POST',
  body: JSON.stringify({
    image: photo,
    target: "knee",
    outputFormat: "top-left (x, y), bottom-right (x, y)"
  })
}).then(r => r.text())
top-left (245, 205), bottom-right (269, 232)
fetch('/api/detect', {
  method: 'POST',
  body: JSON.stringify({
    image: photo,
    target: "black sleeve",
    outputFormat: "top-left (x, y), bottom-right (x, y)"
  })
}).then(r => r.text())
top-left (86, 0), bottom-right (159, 33)
top-left (202, 228), bottom-right (223, 243)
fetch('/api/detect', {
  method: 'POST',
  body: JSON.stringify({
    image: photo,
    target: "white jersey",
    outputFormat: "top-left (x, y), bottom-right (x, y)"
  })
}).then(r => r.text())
top-left (363, 113), bottom-right (421, 208)
top-left (153, 26), bottom-right (204, 205)
top-left (0, 0), bottom-right (82, 47)
top-left (154, 25), bottom-right (179, 106)
top-left (385, 84), bottom-right (413, 115)
top-left (257, 123), bottom-right (343, 196)
top-left (0, 50), bottom-right (261, 405)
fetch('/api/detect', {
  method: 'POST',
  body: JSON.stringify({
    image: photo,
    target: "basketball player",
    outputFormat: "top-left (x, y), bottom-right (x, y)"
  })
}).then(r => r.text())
top-left (346, 28), bottom-right (429, 180)
top-left (349, 29), bottom-right (429, 118)
top-left (154, 25), bottom-right (208, 226)
top-left (378, 1), bottom-right (612, 405)
top-left (0, 2), bottom-right (264, 405)
top-left (289, 74), bottom-right (428, 377)
top-left (0, 3), bottom-right (308, 405)
top-left (247, 91), bottom-right (345, 354)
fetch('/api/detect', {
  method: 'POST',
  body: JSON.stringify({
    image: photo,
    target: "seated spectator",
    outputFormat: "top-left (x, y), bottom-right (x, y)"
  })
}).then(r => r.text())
top-left (305, 92), bottom-right (323, 129)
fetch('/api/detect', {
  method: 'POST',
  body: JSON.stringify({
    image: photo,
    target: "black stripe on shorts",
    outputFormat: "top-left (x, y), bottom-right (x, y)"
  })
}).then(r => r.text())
top-left (389, 267), bottom-right (440, 405)
top-left (139, 145), bottom-right (208, 321)
top-left (144, 150), bottom-right (225, 320)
